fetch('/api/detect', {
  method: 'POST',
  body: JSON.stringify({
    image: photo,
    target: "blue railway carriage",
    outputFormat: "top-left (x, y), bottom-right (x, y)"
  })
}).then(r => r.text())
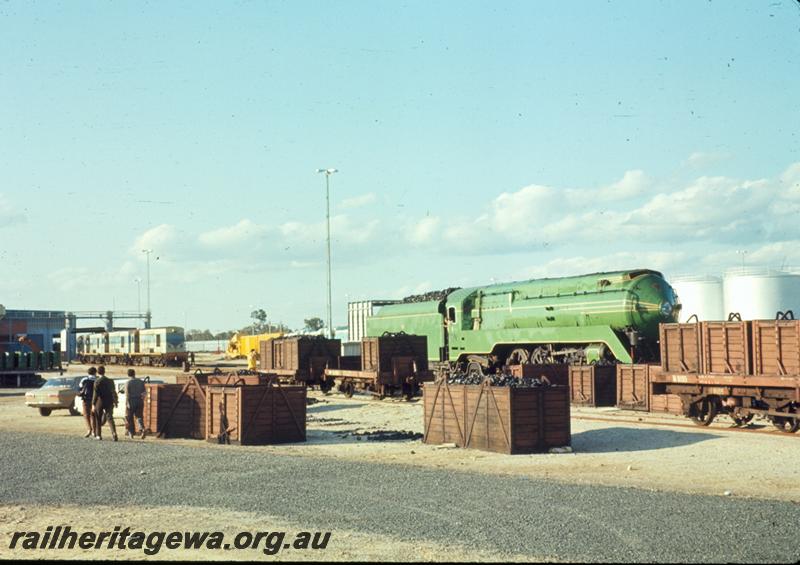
top-left (78, 327), bottom-right (188, 367)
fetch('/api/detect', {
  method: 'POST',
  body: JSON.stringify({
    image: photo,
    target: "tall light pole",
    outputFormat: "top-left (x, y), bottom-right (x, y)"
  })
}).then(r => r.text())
top-left (317, 168), bottom-right (338, 339)
top-left (141, 249), bottom-right (153, 328)
top-left (134, 277), bottom-right (142, 326)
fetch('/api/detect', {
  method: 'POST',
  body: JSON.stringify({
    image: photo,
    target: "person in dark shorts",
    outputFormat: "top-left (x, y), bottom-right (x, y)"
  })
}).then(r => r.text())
top-left (78, 367), bottom-right (97, 438)
top-left (124, 368), bottom-right (146, 439)
top-left (92, 365), bottom-right (118, 441)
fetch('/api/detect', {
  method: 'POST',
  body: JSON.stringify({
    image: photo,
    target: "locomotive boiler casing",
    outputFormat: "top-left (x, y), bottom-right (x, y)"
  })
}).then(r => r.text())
top-left (366, 269), bottom-right (680, 364)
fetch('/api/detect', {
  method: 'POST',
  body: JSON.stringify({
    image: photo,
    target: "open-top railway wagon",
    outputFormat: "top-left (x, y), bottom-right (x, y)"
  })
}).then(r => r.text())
top-left (259, 335), bottom-right (340, 391)
top-left (650, 315), bottom-right (800, 433)
top-left (651, 372), bottom-right (800, 432)
top-left (325, 333), bottom-right (434, 399)
top-left (77, 327), bottom-right (188, 367)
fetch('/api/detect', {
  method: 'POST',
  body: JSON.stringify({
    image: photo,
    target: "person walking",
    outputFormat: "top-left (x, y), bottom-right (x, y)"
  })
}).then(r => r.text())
top-left (92, 365), bottom-right (118, 441)
top-left (124, 368), bottom-right (146, 439)
top-left (78, 367), bottom-right (97, 438)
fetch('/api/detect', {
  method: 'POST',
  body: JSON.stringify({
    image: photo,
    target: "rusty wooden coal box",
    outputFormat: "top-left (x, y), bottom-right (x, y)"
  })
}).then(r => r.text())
top-left (568, 365), bottom-right (616, 407)
top-left (205, 382), bottom-right (306, 445)
top-left (260, 336), bottom-right (340, 390)
top-left (700, 321), bottom-right (751, 375)
top-left (659, 322), bottom-right (703, 373)
top-left (143, 375), bottom-right (206, 439)
top-left (616, 364), bottom-right (661, 411)
top-left (327, 334), bottom-right (433, 399)
top-left (751, 319), bottom-right (800, 376)
top-left (506, 364), bottom-right (569, 386)
top-left (422, 380), bottom-right (570, 454)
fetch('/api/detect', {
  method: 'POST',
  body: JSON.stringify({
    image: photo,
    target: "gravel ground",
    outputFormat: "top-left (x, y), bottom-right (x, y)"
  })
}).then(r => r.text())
top-left (1, 431), bottom-right (798, 563)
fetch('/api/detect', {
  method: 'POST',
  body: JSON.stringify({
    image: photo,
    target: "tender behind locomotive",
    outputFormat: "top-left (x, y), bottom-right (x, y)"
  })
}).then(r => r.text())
top-left (367, 269), bottom-right (680, 368)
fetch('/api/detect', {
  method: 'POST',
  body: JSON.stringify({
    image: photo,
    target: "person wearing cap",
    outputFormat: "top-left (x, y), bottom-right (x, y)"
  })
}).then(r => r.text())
top-left (78, 367), bottom-right (97, 438)
top-left (92, 365), bottom-right (118, 441)
top-left (124, 368), bottom-right (146, 439)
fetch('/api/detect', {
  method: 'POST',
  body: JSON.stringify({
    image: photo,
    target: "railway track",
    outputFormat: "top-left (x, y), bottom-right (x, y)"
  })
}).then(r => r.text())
top-left (572, 413), bottom-right (800, 438)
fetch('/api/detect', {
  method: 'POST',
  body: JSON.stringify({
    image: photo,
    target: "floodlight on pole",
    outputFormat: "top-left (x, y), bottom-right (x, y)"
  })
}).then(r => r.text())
top-left (316, 168), bottom-right (338, 339)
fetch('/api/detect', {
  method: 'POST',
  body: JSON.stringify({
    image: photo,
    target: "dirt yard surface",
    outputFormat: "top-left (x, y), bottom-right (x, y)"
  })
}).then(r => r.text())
top-left (4, 374), bottom-right (800, 503)
top-left (0, 504), bottom-right (532, 562)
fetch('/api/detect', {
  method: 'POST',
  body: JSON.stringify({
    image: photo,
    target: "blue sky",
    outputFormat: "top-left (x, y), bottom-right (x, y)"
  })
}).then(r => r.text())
top-left (1, 1), bottom-right (799, 331)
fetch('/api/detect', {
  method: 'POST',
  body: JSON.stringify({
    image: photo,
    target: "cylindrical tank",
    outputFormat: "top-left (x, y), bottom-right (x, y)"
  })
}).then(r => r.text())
top-left (723, 269), bottom-right (800, 320)
top-left (669, 275), bottom-right (725, 322)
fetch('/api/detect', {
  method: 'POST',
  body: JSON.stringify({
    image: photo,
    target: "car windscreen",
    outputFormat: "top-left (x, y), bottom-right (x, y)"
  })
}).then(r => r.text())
top-left (42, 378), bottom-right (76, 388)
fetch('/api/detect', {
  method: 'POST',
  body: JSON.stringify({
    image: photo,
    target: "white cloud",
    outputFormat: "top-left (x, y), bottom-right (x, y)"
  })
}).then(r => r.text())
top-left (131, 224), bottom-right (177, 254)
top-left (407, 216), bottom-right (441, 245)
top-left (279, 215), bottom-right (379, 248)
top-left (685, 151), bottom-right (731, 169)
top-left (340, 193), bottom-right (377, 209)
top-left (420, 162), bottom-right (800, 256)
top-left (592, 169), bottom-right (648, 200)
top-left (198, 219), bottom-right (269, 248)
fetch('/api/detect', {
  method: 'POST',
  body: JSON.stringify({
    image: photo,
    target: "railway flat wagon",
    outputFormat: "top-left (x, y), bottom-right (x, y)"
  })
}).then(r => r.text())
top-left (260, 336), bottom-right (340, 391)
top-left (326, 333), bottom-right (433, 399)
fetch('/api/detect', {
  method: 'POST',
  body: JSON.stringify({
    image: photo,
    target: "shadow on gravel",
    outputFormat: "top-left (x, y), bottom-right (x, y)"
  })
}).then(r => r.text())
top-left (572, 427), bottom-right (716, 453)
top-left (308, 402), bottom-right (368, 413)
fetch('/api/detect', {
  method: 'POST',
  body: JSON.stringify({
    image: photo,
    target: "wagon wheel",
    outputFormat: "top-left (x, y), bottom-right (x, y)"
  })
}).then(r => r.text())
top-left (319, 377), bottom-right (333, 394)
top-left (690, 397), bottom-right (718, 426)
top-left (730, 413), bottom-right (753, 427)
top-left (343, 381), bottom-right (354, 398)
top-left (771, 416), bottom-right (800, 434)
top-left (402, 381), bottom-right (415, 401)
top-left (507, 348), bottom-right (530, 366)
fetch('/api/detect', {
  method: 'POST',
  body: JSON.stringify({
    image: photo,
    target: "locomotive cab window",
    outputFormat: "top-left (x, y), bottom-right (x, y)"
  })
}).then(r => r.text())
top-left (156, 335), bottom-right (161, 347)
top-left (448, 307), bottom-right (456, 323)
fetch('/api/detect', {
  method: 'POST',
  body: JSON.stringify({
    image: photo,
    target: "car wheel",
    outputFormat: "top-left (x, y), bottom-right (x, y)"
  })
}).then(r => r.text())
top-left (39, 408), bottom-right (52, 417)
top-left (69, 407), bottom-right (80, 416)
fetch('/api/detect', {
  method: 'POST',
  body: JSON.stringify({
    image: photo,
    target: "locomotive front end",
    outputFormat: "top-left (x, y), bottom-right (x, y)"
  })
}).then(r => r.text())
top-left (623, 272), bottom-right (681, 340)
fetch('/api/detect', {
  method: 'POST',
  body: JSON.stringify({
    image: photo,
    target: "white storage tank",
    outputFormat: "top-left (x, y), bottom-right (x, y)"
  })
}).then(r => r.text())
top-left (723, 269), bottom-right (800, 320)
top-left (669, 275), bottom-right (725, 322)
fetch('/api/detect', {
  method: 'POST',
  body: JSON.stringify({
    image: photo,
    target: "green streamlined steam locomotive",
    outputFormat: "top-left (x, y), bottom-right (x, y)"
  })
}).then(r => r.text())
top-left (365, 269), bottom-right (680, 370)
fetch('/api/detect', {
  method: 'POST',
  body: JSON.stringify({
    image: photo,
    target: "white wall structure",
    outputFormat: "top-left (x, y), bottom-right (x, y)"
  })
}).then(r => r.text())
top-left (669, 275), bottom-right (726, 322)
top-left (722, 269), bottom-right (800, 320)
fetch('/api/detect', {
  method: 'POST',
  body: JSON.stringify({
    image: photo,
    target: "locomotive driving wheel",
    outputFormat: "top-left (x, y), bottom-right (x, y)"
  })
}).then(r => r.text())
top-left (507, 348), bottom-right (530, 365)
top-left (466, 362), bottom-right (484, 378)
top-left (690, 397), bottom-right (718, 426)
top-left (530, 347), bottom-right (549, 364)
